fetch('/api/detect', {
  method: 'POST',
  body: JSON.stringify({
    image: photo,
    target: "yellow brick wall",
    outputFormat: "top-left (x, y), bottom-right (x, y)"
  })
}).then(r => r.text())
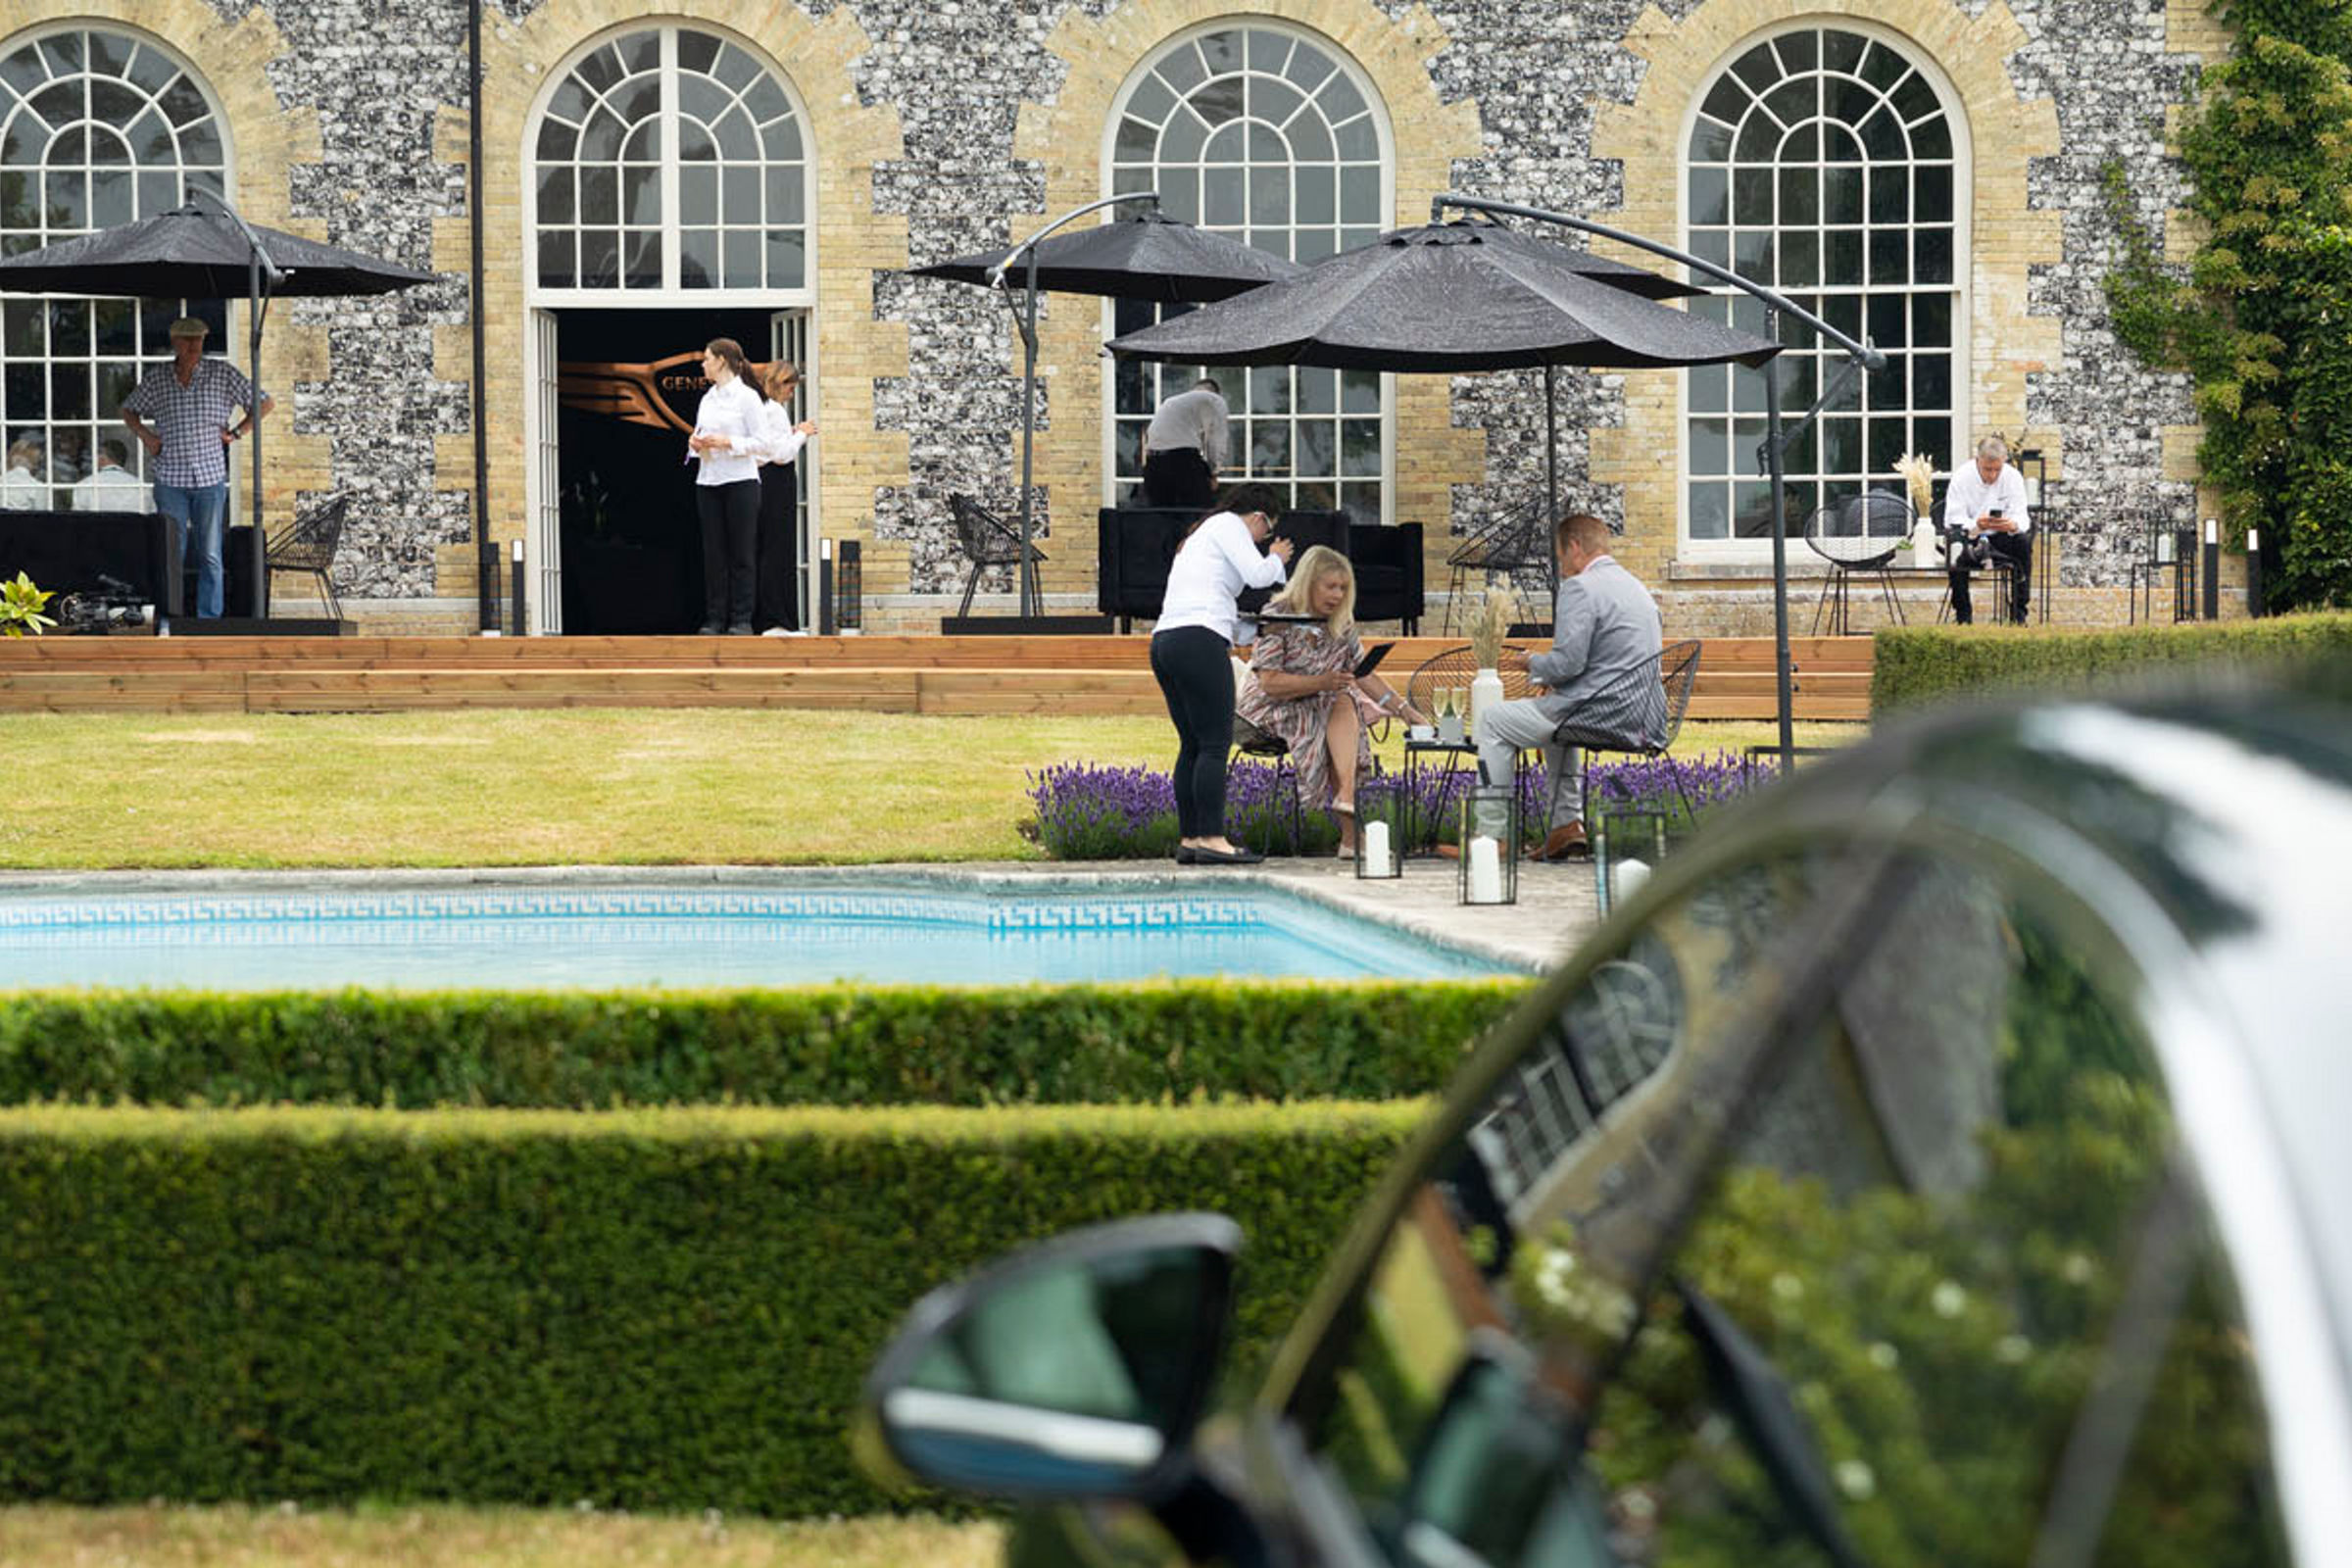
top-left (46, 3), bottom-right (330, 542)
top-left (469, 0), bottom-right (909, 616)
top-left (1592, 0), bottom-right (2065, 636)
top-left (1018, 0), bottom-right (1487, 603)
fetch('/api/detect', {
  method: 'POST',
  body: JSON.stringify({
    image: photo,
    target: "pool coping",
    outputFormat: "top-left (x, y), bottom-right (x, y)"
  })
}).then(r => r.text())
top-left (0, 861), bottom-right (1571, 977)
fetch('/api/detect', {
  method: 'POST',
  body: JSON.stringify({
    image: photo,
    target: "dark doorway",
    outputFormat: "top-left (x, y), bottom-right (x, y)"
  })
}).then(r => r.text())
top-left (555, 308), bottom-right (773, 635)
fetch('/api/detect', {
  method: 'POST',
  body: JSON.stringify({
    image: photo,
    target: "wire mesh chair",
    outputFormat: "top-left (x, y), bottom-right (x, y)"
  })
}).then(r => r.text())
top-left (1443, 493), bottom-right (1555, 633)
top-left (1548, 639), bottom-right (1704, 827)
top-left (264, 491), bottom-right (351, 621)
top-left (949, 492), bottom-right (1047, 616)
top-left (1803, 490), bottom-right (1913, 635)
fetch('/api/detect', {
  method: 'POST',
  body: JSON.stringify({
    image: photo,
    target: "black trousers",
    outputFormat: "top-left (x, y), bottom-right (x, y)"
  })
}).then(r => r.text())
top-left (697, 479), bottom-right (760, 629)
top-left (756, 463), bottom-right (799, 631)
top-left (1150, 624), bottom-right (1234, 839)
top-left (1142, 448), bottom-right (1214, 510)
top-left (1948, 531), bottom-right (2034, 624)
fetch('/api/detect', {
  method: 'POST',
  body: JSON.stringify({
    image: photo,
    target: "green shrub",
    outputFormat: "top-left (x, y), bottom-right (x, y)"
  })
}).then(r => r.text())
top-left (0, 981), bottom-right (1531, 1108)
top-left (1870, 611), bottom-right (2352, 714)
top-left (0, 1101), bottom-right (1424, 1514)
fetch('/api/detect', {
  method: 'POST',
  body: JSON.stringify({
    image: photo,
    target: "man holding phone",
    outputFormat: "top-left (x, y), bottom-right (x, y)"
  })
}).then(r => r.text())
top-left (1940, 434), bottom-right (2034, 624)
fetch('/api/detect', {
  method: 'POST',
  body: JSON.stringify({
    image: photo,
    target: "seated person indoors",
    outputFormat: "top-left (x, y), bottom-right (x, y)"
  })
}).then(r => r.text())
top-left (1236, 545), bottom-right (1428, 857)
top-left (70, 439), bottom-right (149, 513)
top-left (1, 436), bottom-right (45, 510)
top-left (1941, 433), bottom-right (2034, 625)
top-left (1473, 513), bottom-right (1665, 862)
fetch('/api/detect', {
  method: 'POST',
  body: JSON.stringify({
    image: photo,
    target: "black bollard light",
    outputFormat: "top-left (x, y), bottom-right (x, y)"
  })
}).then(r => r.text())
top-left (2202, 518), bottom-right (2221, 621)
top-left (2247, 526), bottom-right (2264, 619)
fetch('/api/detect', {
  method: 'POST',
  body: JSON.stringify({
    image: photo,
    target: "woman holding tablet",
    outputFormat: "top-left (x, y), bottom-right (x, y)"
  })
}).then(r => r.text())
top-left (1237, 545), bottom-right (1427, 856)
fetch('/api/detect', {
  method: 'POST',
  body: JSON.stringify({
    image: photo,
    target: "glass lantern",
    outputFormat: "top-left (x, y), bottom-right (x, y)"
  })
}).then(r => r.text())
top-left (1456, 785), bottom-right (1520, 906)
top-left (1353, 781), bottom-right (1406, 880)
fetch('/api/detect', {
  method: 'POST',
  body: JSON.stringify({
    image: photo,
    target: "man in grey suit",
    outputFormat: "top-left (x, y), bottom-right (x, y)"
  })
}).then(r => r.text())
top-left (1474, 512), bottom-right (1665, 860)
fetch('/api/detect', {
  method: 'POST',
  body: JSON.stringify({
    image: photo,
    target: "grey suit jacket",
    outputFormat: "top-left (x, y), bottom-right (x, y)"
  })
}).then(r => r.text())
top-left (1525, 557), bottom-right (1667, 746)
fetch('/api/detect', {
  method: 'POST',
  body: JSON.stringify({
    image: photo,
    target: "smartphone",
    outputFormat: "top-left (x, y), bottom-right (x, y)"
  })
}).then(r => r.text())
top-left (1353, 642), bottom-right (1395, 679)
top-left (1989, 508), bottom-right (2005, 518)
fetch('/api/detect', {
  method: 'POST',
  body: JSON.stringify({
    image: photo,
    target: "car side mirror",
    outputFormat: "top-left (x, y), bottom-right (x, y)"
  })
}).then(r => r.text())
top-left (858, 1213), bottom-right (1242, 1502)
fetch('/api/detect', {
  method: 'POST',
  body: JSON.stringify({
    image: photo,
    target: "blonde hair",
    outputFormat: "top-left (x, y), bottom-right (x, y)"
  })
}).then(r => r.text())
top-left (1266, 544), bottom-right (1356, 639)
top-left (5, 438), bottom-right (41, 473)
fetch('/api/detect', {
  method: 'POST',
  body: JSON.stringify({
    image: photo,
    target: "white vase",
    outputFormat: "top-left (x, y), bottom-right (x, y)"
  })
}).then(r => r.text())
top-left (1911, 514), bottom-right (1940, 569)
top-left (1469, 665), bottom-right (1506, 737)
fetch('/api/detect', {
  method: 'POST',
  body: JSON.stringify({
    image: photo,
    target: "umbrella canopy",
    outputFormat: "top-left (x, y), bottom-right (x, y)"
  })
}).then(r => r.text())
top-left (1105, 220), bottom-right (1779, 370)
top-left (0, 202), bottom-right (435, 297)
top-left (1436, 220), bottom-right (1711, 303)
top-left (909, 210), bottom-right (1304, 303)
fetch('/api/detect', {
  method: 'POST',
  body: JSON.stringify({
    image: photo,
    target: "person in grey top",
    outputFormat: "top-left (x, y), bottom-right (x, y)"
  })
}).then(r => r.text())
top-left (1473, 512), bottom-right (1665, 860)
top-left (1140, 378), bottom-right (1229, 509)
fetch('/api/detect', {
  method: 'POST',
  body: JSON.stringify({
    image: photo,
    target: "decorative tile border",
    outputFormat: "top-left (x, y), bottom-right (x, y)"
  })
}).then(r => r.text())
top-left (0, 887), bottom-right (1268, 935)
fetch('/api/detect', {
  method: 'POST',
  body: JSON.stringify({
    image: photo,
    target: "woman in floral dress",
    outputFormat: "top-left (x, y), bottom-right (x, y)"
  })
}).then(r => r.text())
top-left (1237, 546), bottom-right (1427, 853)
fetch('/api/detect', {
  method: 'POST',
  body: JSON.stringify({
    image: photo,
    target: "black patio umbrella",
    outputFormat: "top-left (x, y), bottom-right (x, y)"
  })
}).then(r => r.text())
top-left (908, 199), bottom-right (1308, 616)
top-left (909, 208), bottom-right (1305, 303)
top-left (1106, 220), bottom-right (1779, 572)
top-left (0, 192), bottom-right (435, 618)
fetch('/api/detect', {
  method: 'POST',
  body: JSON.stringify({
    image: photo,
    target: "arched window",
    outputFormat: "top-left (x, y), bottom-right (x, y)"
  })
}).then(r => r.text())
top-left (1, 25), bottom-right (227, 510)
top-left (531, 25), bottom-right (808, 296)
top-left (1106, 24), bottom-right (1392, 521)
top-left (1683, 25), bottom-right (1962, 552)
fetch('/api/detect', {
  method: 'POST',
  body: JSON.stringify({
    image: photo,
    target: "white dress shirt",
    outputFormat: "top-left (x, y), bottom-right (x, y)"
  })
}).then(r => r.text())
top-left (0, 463), bottom-right (42, 511)
top-left (1155, 510), bottom-right (1287, 645)
top-left (758, 399), bottom-right (809, 468)
top-left (72, 466), bottom-right (151, 513)
top-left (687, 377), bottom-right (770, 486)
top-left (1941, 461), bottom-right (2033, 535)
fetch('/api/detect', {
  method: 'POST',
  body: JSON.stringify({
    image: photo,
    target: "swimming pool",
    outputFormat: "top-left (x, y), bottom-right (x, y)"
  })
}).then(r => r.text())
top-left (0, 875), bottom-right (1511, 988)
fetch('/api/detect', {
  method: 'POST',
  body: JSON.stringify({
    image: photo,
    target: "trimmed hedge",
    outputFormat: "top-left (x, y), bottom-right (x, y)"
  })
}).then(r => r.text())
top-left (0, 981), bottom-right (1529, 1108)
top-left (1871, 610), bottom-right (2352, 714)
top-left (0, 1101), bottom-right (1424, 1514)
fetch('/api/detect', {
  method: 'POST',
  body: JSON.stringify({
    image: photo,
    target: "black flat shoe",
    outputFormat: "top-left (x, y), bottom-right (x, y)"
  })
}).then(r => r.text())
top-left (1190, 845), bottom-right (1264, 865)
top-left (1173, 846), bottom-right (1198, 864)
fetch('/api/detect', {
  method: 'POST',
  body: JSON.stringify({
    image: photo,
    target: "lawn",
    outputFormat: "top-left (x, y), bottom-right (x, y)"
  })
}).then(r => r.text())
top-left (0, 1504), bottom-right (1001, 1568)
top-left (0, 710), bottom-right (1860, 869)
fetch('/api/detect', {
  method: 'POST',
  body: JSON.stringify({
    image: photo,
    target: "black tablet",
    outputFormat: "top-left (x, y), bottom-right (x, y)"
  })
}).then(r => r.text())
top-left (1353, 641), bottom-right (1395, 678)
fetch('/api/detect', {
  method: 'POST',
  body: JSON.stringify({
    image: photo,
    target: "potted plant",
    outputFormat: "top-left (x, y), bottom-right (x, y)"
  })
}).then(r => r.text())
top-left (1895, 453), bottom-right (1939, 567)
top-left (1, 571), bottom-right (56, 637)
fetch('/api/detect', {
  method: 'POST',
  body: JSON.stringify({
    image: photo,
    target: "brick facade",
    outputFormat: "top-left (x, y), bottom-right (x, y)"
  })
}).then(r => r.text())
top-left (1, 0), bottom-right (2238, 634)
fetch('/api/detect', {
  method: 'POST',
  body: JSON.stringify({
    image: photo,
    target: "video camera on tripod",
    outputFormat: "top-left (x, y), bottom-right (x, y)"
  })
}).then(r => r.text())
top-left (53, 572), bottom-right (154, 634)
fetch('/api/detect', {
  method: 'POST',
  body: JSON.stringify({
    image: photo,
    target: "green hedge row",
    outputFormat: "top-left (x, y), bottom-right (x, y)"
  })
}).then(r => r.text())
top-left (0, 1101), bottom-right (1423, 1514)
top-left (0, 981), bottom-right (1529, 1108)
top-left (1870, 610), bottom-right (2352, 713)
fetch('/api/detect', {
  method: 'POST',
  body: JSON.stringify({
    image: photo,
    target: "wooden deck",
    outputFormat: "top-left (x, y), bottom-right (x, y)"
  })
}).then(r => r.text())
top-left (0, 634), bottom-right (1874, 720)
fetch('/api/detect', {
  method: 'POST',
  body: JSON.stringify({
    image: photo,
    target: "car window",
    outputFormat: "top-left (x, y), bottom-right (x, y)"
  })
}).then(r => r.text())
top-left (1290, 846), bottom-right (2293, 1568)
top-left (1291, 851), bottom-right (1844, 1566)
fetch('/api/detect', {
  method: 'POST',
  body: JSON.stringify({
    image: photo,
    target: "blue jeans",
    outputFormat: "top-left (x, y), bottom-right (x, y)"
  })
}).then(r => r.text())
top-left (154, 482), bottom-right (228, 617)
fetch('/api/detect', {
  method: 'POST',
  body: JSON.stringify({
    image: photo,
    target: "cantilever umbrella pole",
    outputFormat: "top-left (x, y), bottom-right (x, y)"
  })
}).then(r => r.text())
top-left (990, 190), bottom-right (1158, 619)
top-left (189, 187), bottom-right (286, 619)
top-left (1435, 192), bottom-right (1886, 770)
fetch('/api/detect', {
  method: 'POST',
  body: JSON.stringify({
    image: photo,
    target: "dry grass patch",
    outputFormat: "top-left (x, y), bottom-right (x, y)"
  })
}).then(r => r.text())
top-left (0, 1504), bottom-right (1003, 1568)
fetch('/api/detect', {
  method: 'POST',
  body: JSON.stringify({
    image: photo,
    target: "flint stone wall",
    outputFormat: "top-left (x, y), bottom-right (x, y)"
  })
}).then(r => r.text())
top-left (161, 0), bottom-right (2202, 600)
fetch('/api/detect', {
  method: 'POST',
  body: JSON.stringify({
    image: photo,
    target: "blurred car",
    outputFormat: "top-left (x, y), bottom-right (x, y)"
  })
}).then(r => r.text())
top-left (861, 675), bottom-right (2352, 1568)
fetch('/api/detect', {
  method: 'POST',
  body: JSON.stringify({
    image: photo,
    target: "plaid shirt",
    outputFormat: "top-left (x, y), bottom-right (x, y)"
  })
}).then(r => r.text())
top-left (122, 357), bottom-right (263, 488)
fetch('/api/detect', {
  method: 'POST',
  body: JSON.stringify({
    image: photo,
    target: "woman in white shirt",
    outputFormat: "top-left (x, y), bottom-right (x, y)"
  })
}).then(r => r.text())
top-left (683, 338), bottom-right (770, 634)
top-left (1150, 483), bottom-right (1294, 865)
top-left (1, 437), bottom-right (46, 511)
top-left (754, 361), bottom-right (817, 635)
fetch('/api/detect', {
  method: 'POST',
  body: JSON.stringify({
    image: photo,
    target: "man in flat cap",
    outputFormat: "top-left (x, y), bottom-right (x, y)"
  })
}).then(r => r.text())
top-left (121, 317), bottom-right (273, 618)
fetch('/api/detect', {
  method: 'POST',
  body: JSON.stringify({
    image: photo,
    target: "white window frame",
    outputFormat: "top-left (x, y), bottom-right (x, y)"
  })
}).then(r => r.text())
top-left (1676, 19), bottom-right (1972, 564)
top-left (1099, 21), bottom-right (1396, 523)
top-left (0, 23), bottom-right (236, 512)
top-left (523, 23), bottom-right (815, 312)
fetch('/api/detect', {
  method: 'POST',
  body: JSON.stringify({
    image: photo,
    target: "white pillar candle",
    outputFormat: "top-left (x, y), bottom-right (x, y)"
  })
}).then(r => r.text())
top-left (1361, 820), bottom-right (1393, 878)
top-left (1614, 858), bottom-right (1651, 903)
top-left (1467, 835), bottom-right (1504, 903)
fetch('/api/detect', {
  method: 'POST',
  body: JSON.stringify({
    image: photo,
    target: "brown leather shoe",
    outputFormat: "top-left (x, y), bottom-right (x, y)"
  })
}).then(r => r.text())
top-left (1435, 842), bottom-right (1461, 860)
top-left (1528, 822), bottom-right (1592, 861)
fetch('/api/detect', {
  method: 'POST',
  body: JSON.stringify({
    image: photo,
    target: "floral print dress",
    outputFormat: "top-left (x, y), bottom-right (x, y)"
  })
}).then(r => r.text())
top-left (1236, 621), bottom-right (1384, 808)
